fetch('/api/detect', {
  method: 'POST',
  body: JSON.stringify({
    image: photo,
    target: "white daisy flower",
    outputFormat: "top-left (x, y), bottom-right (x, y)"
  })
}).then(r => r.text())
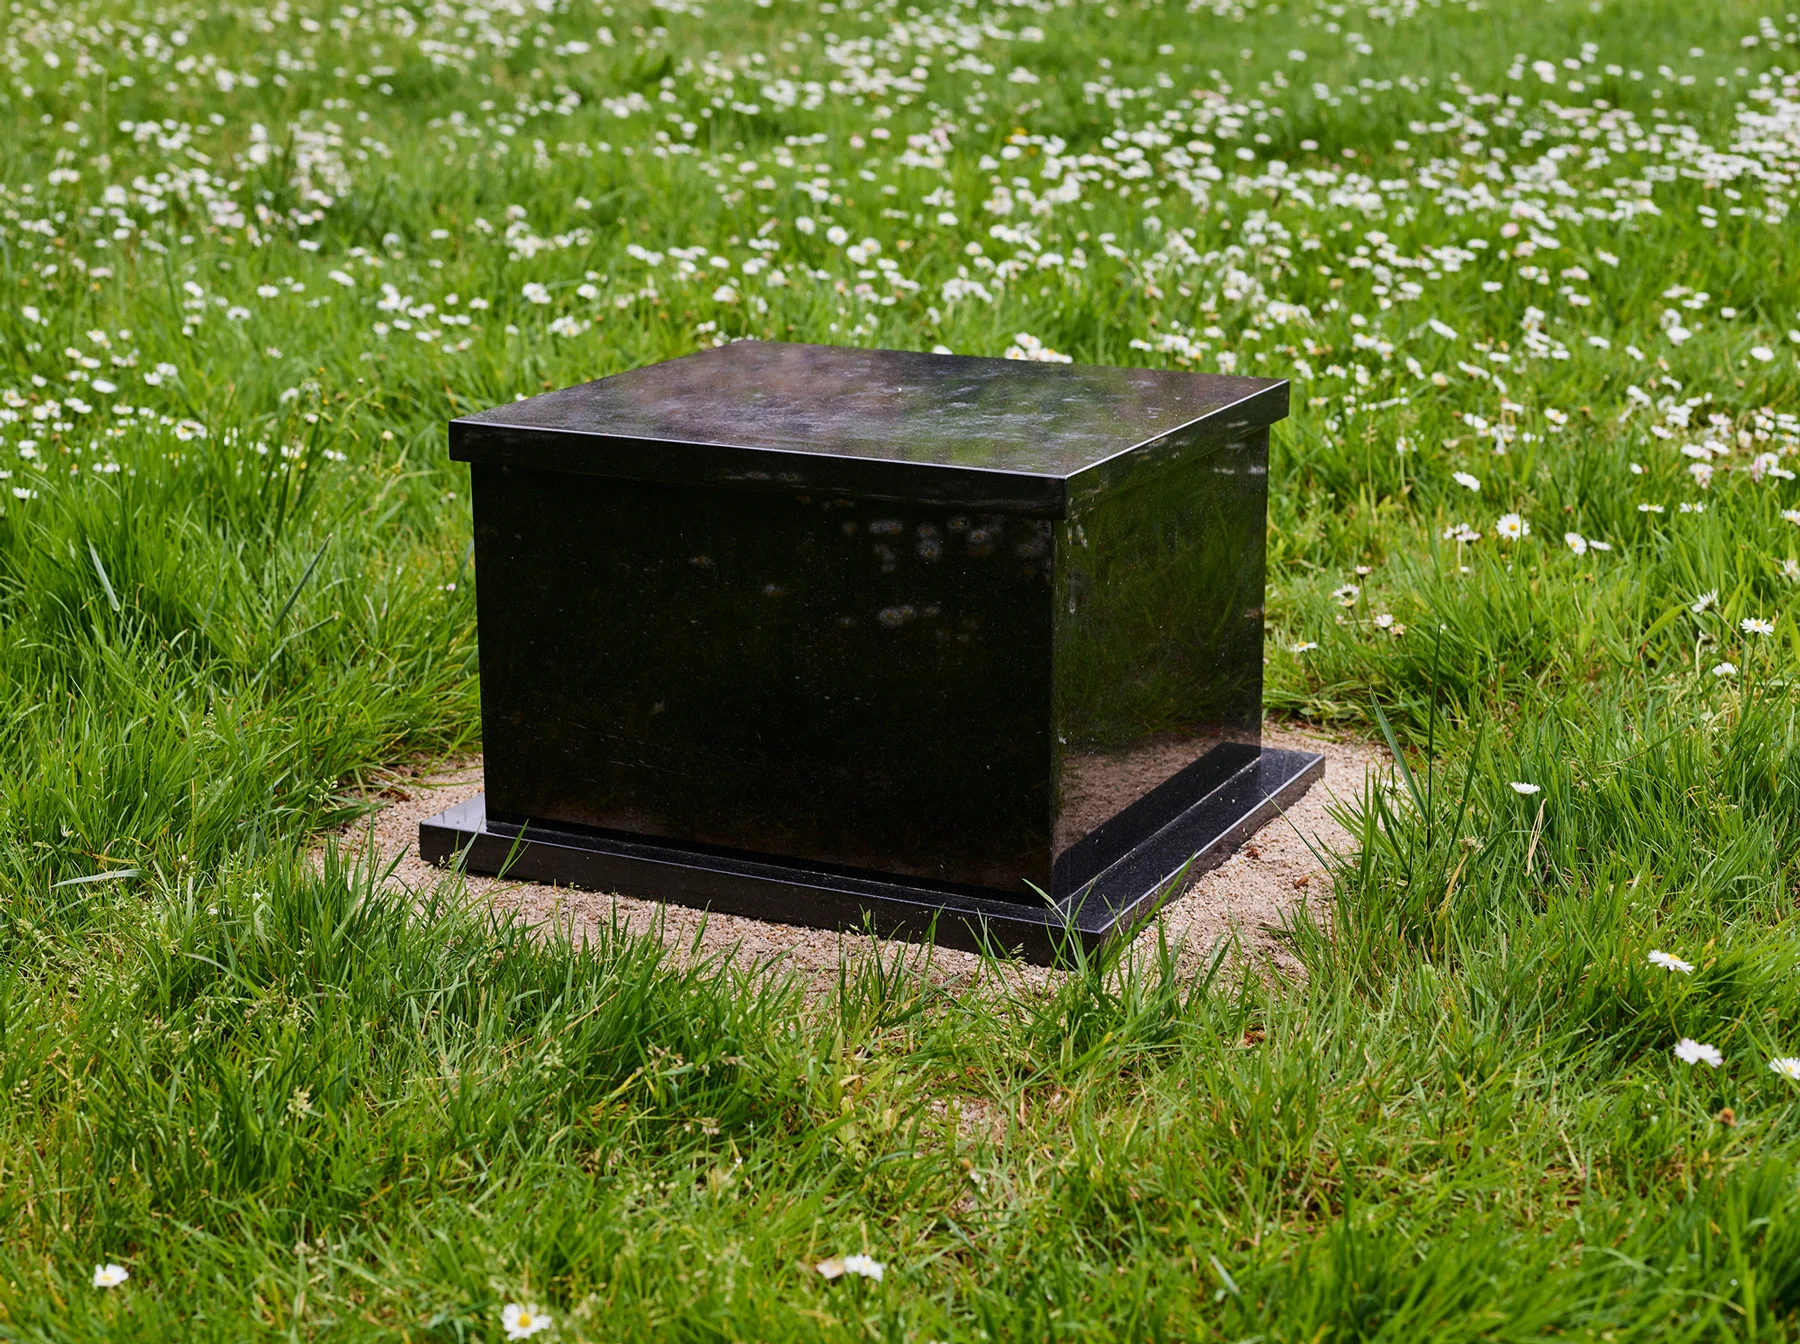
top-left (92, 1264), bottom-right (129, 1289)
top-left (502, 1303), bottom-right (552, 1339)
top-left (1674, 1038), bottom-right (1723, 1068)
top-left (844, 1254), bottom-right (885, 1281)
top-left (819, 1254), bottom-right (886, 1281)
top-left (1648, 950), bottom-right (1694, 974)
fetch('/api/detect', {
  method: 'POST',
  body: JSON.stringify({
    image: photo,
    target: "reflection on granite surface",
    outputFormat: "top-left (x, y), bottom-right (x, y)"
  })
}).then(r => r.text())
top-left (455, 341), bottom-right (1283, 479)
top-left (1050, 428), bottom-right (1267, 891)
top-left (1053, 733), bottom-right (1234, 854)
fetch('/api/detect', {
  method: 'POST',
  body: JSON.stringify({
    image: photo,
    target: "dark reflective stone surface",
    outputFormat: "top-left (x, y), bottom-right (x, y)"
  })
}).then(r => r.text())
top-left (1051, 428), bottom-right (1268, 893)
top-left (453, 343), bottom-right (1288, 909)
top-left (451, 341), bottom-right (1285, 515)
top-left (474, 466), bottom-right (1057, 894)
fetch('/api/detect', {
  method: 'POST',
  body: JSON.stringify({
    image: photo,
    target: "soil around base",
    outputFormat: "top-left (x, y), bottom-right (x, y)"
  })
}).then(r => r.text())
top-left (328, 724), bottom-right (1381, 990)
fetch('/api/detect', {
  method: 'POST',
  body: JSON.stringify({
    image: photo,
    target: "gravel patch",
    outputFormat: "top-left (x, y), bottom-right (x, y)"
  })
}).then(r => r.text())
top-left (326, 724), bottom-right (1383, 991)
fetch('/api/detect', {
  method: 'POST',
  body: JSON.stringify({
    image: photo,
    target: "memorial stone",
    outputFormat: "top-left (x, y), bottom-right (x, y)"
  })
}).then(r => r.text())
top-left (422, 342), bottom-right (1321, 963)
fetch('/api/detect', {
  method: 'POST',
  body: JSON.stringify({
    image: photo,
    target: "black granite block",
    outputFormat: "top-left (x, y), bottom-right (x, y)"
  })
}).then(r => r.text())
top-left (427, 342), bottom-right (1315, 963)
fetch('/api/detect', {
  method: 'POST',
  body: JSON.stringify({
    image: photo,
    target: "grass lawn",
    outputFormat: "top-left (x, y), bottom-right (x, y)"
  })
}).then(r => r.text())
top-left (6, 0), bottom-right (1800, 1336)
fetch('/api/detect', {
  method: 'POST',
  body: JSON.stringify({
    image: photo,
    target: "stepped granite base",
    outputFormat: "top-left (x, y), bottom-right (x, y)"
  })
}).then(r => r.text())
top-left (422, 746), bottom-right (1321, 965)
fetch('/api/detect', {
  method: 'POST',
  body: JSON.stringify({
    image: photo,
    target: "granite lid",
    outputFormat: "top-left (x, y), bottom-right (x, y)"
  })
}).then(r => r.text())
top-left (450, 342), bottom-right (1287, 516)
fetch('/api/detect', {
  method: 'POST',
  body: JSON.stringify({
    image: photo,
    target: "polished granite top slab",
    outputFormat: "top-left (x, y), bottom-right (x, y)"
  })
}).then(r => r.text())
top-left (450, 342), bottom-right (1287, 515)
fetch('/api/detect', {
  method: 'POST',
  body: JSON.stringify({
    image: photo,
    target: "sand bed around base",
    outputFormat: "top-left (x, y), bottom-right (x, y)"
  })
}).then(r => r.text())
top-left (326, 724), bottom-right (1382, 992)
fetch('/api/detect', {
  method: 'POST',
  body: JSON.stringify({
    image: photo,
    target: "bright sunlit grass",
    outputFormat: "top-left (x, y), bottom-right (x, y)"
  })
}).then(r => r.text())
top-left (6, 0), bottom-right (1800, 1336)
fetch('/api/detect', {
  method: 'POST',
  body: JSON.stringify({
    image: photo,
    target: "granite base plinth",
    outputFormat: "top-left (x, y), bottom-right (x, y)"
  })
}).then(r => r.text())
top-left (420, 747), bottom-right (1323, 966)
